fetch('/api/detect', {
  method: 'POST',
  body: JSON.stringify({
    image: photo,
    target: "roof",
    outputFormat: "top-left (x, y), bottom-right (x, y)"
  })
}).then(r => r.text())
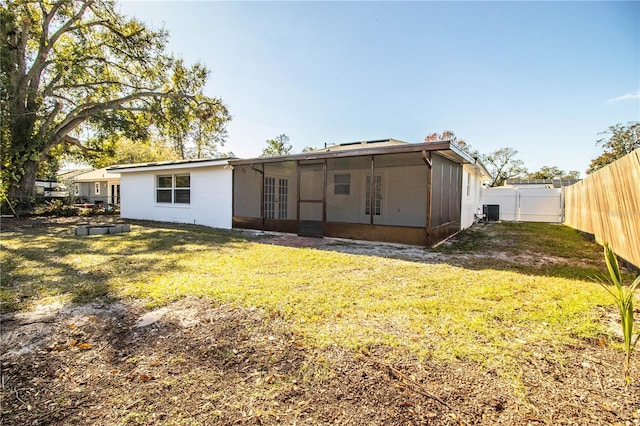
top-left (464, 159), bottom-right (492, 180)
top-left (107, 157), bottom-right (234, 173)
top-left (320, 138), bottom-right (409, 152)
top-left (73, 167), bottom-right (120, 182)
top-left (504, 178), bottom-right (581, 188)
top-left (230, 139), bottom-right (477, 166)
top-left (57, 168), bottom-right (93, 180)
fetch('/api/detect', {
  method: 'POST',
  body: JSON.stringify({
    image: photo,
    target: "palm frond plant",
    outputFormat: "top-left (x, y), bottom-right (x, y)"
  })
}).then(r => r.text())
top-left (599, 243), bottom-right (640, 385)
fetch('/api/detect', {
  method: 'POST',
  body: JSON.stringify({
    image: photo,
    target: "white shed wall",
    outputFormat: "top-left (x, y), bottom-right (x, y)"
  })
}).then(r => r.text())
top-left (480, 187), bottom-right (563, 223)
top-left (120, 165), bottom-right (232, 229)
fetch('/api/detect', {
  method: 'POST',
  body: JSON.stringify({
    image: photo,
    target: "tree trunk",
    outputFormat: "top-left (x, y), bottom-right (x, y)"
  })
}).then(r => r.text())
top-left (8, 159), bottom-right (38, 200)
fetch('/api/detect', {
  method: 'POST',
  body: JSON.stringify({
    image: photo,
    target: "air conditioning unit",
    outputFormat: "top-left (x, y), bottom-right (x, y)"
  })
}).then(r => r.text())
top-left (483, 204), bottom-right (500, 222)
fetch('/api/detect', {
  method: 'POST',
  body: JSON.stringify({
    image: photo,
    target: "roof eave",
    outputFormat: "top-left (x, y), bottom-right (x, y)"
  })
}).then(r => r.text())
top-left (230, 141), bottom-right (474, 166)
top-left (107, 158), bottom-right (234, 173)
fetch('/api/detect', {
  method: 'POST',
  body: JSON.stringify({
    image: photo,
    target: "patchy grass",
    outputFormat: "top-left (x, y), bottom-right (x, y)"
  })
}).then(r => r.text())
top-left (0, 219), bottom-right (617, 378)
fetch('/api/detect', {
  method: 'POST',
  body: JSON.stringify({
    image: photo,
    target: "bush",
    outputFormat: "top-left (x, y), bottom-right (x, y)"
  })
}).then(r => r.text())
top-left (33, 200), bottom-right (80, 217)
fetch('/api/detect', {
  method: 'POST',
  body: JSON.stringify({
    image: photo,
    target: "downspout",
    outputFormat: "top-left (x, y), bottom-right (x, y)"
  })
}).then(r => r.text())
top-left (422, 151), bottom-right (433, 246)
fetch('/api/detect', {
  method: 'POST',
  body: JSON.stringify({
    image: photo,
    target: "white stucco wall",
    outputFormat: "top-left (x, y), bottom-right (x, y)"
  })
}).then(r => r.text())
top-left (119, 163), bottom-right (232, 229)
top-left (460, 164), bottom-right (484, 229)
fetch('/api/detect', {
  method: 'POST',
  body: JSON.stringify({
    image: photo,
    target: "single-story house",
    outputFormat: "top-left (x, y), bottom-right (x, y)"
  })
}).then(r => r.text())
top-left (107, 158), bottom-right (233, 229)
top-left (72, 167), bottom-right (121, 207)
top-left (230, 139), bottom-right (490, 246)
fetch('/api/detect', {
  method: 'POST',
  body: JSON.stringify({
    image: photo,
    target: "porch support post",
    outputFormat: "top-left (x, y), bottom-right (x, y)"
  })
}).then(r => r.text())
top-left (322, 159), bottom-right (327, 229)
top-left (252, 163), bottom-right (265, 226)
top-left (296, 161), bottom-right (300, 222)
top-left (369, 155), bottom-right (375, 226)
top-left (422, 151), bottom-right (433, 245)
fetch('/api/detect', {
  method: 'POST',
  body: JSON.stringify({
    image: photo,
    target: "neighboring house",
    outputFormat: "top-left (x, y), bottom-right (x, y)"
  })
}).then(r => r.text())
top-left (503, 178), bottom-right (580, 189)
top-left (230, 139), bottom-right (487, 246)
top-left (107, 158), bottom-right (233, 229)
top-left (72, 168), bottom-right (121, 206)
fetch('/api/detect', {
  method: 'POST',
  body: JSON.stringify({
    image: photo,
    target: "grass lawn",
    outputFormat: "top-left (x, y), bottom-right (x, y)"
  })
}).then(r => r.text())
top-left (0, 220), bottom-right (622, 377)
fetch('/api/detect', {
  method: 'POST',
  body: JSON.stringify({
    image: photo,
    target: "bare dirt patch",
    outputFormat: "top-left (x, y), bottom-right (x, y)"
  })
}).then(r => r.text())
top-left (1, 297), bottom-right (639, 425)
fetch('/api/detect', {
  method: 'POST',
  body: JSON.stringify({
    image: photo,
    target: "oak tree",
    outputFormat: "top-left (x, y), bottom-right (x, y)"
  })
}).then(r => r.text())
top-left (587, 122), bottom-right (639, 174)
top-left (260, 134), bottom-right (292, 157)
top-left (1, 0), bottom-right (230, 200)
top-left (526, 166), bottom-right (580, 180)
top-left (481, 147), bottom-right (527, 187)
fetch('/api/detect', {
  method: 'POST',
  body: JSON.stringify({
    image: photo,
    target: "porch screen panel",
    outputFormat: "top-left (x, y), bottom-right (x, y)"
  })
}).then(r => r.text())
top-left (430, 155), bottom-right (462, 226)
top-left (326, 157), bottom-right (370, 224)
top-left (233, 165), bottom-right (262, 218)
top-left (265, 162), bottom-right (297, 220)
top-left (378, 163), bottom-right (428, 227)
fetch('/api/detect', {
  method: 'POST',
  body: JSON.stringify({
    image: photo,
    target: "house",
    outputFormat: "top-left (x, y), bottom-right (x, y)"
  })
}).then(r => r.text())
top-left (230, 139), bottom-right (489, 246)
top-left (503, 178), bottom-right (580, 188)
top-left (72, 168), bottom-right (121, 207)
top-left (107, 158), bottom-right (233, 229)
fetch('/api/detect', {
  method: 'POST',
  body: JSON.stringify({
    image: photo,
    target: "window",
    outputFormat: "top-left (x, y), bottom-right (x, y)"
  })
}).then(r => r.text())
top-left (365, 175), bottom-right (382, 216)
top-left (156, 174), bottom-right (190, 204)
top-left (466, 172), bottom-right (471, 197)
top-left (174, 174), bottom-right (190, 204)
top-left (334, 174), bottom-right (350, 195)
top-left (95, 182), bottom-right (101, 195)
top-left (74, 184), bottom-right (79, 196)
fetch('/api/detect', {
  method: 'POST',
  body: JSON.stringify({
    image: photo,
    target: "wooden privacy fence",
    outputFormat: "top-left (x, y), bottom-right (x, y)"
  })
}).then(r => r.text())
top-left (564, 149), bottom-right (640, 268)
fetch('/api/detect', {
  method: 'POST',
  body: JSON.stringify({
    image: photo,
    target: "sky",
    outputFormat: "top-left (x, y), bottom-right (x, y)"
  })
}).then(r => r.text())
top-left (118, 1), bottom-right (639, 177)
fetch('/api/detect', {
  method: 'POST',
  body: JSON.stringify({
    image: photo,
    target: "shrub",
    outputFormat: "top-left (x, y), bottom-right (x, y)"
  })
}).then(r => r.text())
top-left (599, 243), bottom-right (640, 385)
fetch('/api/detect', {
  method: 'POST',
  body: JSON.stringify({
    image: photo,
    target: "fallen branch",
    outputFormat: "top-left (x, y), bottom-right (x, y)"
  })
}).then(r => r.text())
top-left (371, 359), bottom-right (466, 425)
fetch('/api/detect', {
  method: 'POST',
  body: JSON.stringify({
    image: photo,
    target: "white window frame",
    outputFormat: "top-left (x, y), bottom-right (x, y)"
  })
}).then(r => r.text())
top-left (95, 182), bottom-right (101, 195)
top-left (334, 173), bottom-right (351, 195)
top-left (156, 174), bottom-right (191, 204)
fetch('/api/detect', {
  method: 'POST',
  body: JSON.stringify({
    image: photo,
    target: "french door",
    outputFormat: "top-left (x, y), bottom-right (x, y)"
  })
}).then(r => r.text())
top-left (264, 177), bottom-right (288, 219)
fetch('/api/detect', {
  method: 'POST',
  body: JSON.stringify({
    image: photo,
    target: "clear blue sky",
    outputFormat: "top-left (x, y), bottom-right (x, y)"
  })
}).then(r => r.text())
top-left (119, 1), bottom-right (639, 176)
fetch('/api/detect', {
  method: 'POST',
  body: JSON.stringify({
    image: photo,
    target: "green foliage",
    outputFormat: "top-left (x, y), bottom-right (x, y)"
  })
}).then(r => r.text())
top-left (599, 243), bottom-right (640, 385)
top-left (86, 137), bottom-right (180, 169)
top-left (481, 147), bottom-right (528, 187)
top-left (424, 130), bottom-right (478, 157)
top-left (587, 122), bottom-right (639, 174)
top-left (526, 166), bottom-right (580, 180)
top-left (33, 200), bottom-right (79, 217)
top-left (260, 134), bottom-right (293, 157)
top-left (1, 0), bottom-right (231, 198)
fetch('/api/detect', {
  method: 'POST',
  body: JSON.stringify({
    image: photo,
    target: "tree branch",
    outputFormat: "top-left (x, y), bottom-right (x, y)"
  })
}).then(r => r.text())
top-left (50, 90), bottom-right (195, 148)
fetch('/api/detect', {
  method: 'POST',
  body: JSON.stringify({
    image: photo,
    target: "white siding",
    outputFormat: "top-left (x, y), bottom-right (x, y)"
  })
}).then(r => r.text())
top-left (119, 165), bottom-right (232, 229)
